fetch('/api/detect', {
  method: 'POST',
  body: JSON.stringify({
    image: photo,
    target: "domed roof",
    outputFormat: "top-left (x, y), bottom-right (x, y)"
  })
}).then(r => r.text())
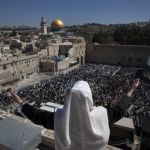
top-left (51, 19), bottom-right (64, 29)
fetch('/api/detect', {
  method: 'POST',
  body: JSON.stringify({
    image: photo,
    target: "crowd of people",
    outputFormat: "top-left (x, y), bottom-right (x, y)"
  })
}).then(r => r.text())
top-left (0, 64), bottom-right (150, 119)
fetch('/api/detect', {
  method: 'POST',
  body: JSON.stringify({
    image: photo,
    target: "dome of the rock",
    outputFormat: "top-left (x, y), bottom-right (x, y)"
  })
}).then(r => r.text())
top-left (51, 19), bottom-right (64, 29)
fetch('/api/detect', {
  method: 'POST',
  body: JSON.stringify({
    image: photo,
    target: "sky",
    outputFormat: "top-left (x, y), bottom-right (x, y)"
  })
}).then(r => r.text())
top-left (0, 0), bottom-right (150, 27)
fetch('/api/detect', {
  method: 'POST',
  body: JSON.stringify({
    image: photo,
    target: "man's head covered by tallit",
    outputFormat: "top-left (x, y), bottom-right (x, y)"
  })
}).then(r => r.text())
top-left (55, 81), bottom-right (110, 150)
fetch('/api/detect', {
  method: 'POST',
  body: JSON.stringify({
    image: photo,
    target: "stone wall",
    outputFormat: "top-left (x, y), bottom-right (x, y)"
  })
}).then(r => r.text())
top-left (40, 61), bottom-right (55, 72)
top-left (86, 44), bottom-right (150, 67)
top-left (47, 44), bottom-right (59, 57)
top-left (55, 64), bottom-right (80, 75)
top-left (73, 43), bottom-right (86, 65)
top-left (57, 58), bottom-right (72, 70)
top-left (14, 56), bottom-right (39, 76)
top-left (59, 44), bottom-right (72, 56)
top-left (0, 55), bottom-right (39, 85)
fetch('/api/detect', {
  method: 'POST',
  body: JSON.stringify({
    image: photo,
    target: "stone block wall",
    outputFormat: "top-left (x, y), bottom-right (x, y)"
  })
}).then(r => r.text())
top-left (86, 44), bottom-right (150, 67)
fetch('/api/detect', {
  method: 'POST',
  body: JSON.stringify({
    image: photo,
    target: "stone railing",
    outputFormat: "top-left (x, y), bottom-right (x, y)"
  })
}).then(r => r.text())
top-left (0, 109), bottom-right (122, 150)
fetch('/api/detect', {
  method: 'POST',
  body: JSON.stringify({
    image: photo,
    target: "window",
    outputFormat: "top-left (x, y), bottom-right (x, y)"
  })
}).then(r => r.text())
top-left (3, 65), bottom-right (7, 70)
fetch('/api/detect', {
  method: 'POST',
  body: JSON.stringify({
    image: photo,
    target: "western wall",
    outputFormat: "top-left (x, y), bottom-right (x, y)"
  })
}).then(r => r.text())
top-left (86, 44), bottom-right (150, 67)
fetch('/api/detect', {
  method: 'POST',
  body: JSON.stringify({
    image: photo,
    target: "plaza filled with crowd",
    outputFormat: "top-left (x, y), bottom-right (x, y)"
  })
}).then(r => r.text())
top-left (0, 64), bottom-right (150, 119)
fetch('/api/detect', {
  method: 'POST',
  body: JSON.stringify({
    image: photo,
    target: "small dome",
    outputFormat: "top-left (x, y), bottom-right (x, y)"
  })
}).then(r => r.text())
top-left (51, 19), bottom-right (64, 29)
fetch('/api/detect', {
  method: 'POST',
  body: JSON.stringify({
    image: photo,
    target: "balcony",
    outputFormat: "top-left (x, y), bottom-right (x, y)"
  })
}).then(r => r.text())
top-left (0, 109), bottom-right (139, 150)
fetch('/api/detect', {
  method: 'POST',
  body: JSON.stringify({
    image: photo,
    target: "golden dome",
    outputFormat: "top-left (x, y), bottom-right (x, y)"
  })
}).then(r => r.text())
top-left (51, 19), bottom-right (64, 29)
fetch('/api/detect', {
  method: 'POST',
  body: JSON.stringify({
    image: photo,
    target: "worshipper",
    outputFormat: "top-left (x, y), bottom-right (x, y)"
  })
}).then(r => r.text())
top-left (1, 64), bottom-right (149, 117)
top-left (11, 79), bottom-right (139, 150)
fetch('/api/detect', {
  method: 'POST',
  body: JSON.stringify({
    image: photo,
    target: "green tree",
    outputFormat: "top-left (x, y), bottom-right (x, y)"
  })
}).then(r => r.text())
top-left (10, 30), bottom-right (17, 37)
top-left (92, 31), bottom-right (113, 44)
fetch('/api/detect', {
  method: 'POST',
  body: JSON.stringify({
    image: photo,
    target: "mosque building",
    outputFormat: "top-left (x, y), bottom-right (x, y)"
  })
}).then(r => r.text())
top-left (40, 17), bottom-right (65, 34)
top-left (51, 19), bottom-right (65, 31)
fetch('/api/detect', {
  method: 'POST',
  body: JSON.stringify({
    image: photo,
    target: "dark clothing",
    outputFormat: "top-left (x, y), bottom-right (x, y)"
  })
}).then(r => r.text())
top-left (22, 104), bottom-right (54, 130)
top-left (107, 94), bottom-right (131, 126)
top-left (140, 117), bottom-right (150, 150)
top-left (22, 94), bottom-right (130, 130)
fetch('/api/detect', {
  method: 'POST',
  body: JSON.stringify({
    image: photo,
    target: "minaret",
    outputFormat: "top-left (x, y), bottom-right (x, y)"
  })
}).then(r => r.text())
top-left (40, 16), bottom-right (47, 34)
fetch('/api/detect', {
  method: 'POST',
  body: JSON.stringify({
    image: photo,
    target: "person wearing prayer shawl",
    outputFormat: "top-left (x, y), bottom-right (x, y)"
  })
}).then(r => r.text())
top-left (11, 79), bottom-right (140, 150)
top-left (55, 81), bottom-right (110, 150)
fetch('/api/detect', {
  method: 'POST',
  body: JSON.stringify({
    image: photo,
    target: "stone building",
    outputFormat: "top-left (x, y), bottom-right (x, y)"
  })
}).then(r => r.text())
top-left (40, 36), bottom-right (86, 75)
top-left (0, 55), bottom-right (39, 85)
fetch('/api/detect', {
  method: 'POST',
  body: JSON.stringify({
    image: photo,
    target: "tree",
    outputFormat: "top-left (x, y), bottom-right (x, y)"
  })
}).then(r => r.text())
top-left (92, 31), bottom-right (113, 44)
top-left (10, 30), bottom-right (17, 37)
top-left (113, 25), bottom-right (129, 45)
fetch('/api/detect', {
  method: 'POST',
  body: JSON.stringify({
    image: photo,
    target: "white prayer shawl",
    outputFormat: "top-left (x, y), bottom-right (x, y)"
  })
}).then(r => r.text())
top-left (54, 81), bottom-right (110, 150)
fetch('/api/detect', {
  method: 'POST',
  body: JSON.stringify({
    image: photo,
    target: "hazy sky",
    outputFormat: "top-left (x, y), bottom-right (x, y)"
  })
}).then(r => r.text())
top-left (0, 0), bottom-right (150, 26)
